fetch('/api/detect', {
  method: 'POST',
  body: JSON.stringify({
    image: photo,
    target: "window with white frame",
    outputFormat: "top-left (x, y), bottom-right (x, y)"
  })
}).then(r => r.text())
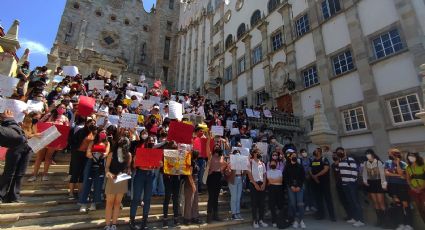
top-left (342, 107), bottom-right (367, 132)
top-left (271, 32), bottom-right (283, 51)
top-left (225, 66), bottom-right (233, 81)
top-left (322, 0), bottom-right (341, 19)
top-left (373, 29), bottom-right (404, 59)
top-left (237, 56), bottom-right (246, 74)
top-left (296, 14), bottom-right (310, 37)
top-left (332, 50), bottom-right (354, 76)
top-left (256, 89), bottom-right (267, 105)
top-left (302, 66), bottom-right (319, 88)
top-left (388, 94), bottom-right (421, 124)
top-left (252, 45), bottom-right (262, 65)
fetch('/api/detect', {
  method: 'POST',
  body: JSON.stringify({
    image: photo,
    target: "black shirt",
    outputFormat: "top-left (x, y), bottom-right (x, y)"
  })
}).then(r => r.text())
top-left (310, 157), bottom-right (330, 182)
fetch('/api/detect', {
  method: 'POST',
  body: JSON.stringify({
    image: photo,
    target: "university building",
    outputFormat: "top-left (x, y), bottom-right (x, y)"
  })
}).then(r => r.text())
top-left (175, 0), bottom-right (425, 156)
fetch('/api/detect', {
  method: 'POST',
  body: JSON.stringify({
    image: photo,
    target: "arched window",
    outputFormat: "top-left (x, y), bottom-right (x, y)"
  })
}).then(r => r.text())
top-left (225, 35), bottom-right (233, 49)
top-left (237, 23), bottom-right (246, 40)
top-left (251, 10), bottom-right (261, 27)
top-left (268, 0), bottom-right (280, 13)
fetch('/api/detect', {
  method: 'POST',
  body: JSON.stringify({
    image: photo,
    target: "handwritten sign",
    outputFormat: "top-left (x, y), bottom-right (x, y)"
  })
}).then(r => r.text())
top-left (163, 149), bottom-right (191, 175)
top-left (88, 80), bottom-right (104, 90)
top-left (253, 110), bottom-right (261, 118)
top-left (263, 109), bottom-right (272, 118)
top-left (230, 128), bottom-right (240, 135)
top-left (0, 74), bottom-right (20, 97)
top-left (28, 126), bottom-right (61, 153)
top-left (226, 120), bottom-right (234, 130)
top-left (231, 147), bottom-right (250, 156)
top-left (240, 138), bottom-right (253, 149)
top-left (211, 126), bottom-right (224, 137)
top-left (108, 115), bottom-right (120, 126)
top-left (169, 101), bottom-right (183, 120)
top-left (168, 121), bottom-right (194, 144)
top-left (0, 98), bottom-right (28, 122)
top-left (37, 122), bottom-right (70, 149)
top-left (150, 96), bottom-right (161, 104)
top-left (245, 109), bottom-right (254, 118)
top-left (27, 100), bottom-right (44, 113)
top-left (256, 142), bottom-right (269, 156)
top-left (126, 90), bottom-right (144, 102)
top-left (135, 86), bottom-right (147, 94)
top-left (120, 113), bottom-right (138, 128)
top-left (97, 68), bottom-right (106, 77)
top-left (134, 148), bottom-right (164, 168)
top-left (141, 100), bottom-right (155, 110)
top-left (230, 154), bottom-right (249, 170)
top-left (62, 66), bottom-right (79, 77)
top-left (230, 104), bottom-right (238, 111)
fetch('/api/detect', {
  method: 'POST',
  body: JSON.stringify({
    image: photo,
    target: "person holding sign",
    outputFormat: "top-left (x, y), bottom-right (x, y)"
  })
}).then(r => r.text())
top-left (183, 150), bottom-right (202, 225)
top-left (104, 136), bottom-right (132, 230)
top-left (224, 149), bottom-right (247, 221)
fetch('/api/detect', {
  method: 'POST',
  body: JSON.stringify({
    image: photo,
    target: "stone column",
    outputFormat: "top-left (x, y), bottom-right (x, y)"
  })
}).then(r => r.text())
top-left (416, 64), bottom-right (425, 124)
top-left (257, 22), bottom-right (270, 106)
top-left (242, 34), bottom-right (254, 105)
top-left (200, 16), bottom-right (207, 95)
top-left (0, 20), bottom-right (20, 77)
top-left (186, 25), bottom-right (193, 92)
top-left (229, 45), bottom-right (238, 101)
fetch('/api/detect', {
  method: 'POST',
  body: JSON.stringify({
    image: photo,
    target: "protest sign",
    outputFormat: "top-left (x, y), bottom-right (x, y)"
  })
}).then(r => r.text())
top-left (37, 122), bottom-right (70, 149)
top-left (126, 90), bottom-right (144, 102)
top-left (163, 149), bottom-right (191, 175)
top-left (53, 75), bottom-right (64, 83)
top-left (0, 99), bottom-right (28, 122)
top-left (230, 104), bottom-right (238, 111)
top-left (263, 109), bottom-right (272, 118)
top-left (226, 120), bottom-right (234, 130)
top-left (97, 68), bottom-right (106, 77)
top-left (253, 110), bottom-right (261, 118)
top-left (141, 100), bottom-right (155, 110)
top-left (150, 96), bottom-right (161, 104)
top-left (211, 126), bottom-right (224, 137)
top-left (256, 142), bottom-right (269, 155)
top-left (96, 116), bottom-right (106, 126)
top-left (77, 96), bottom-right (95, 117)
top-left (62, 66), bottom-right (79, 77)
top-left (245, 109), bottom-right (255, 118)
top-left (0, 74), bottom-right (19, 97)
top-left (231, 147), bottom-right (250, 156)
top-left (135, 86), bottom-right (147, 94)
top-left (168, 101), bottom-right (183, 120)
top-left (230, 154), bottom-right (249, 171)
top-left (114, 173), bottom-right (131, 183)
top-left (230, 128), bottom-right (240, 135)
top-left (240, 138), bottom-right (253, 149)
top-left (120, 113), bottom-right (138, 128)
top-left (28, 126), bottom-right (61, 153)
top-left (27, 100), bottom-right (44, 113)
top-left (88, 80), bottom-right (104, 90)
top-left (134, 148), bottom-right (164, 168)
top-left (108, 115), bottom-right (120, 126)
top-left (167, 121), bottom-right (194, 144)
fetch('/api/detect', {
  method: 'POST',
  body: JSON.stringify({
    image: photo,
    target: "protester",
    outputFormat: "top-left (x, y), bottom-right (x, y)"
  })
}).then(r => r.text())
top-left (299, 148), bottom-right (314, 212)
top-left (225, 149), bottom-right (245, 221)
top-left (285, 151), bottom-right (306, 229)
top-left (266, 159), bottom-right (283, 227)
top-left (183, 150), bottom-right (201, 225)
top-left (331, 153), bottom-right (351, 221)
top-left (405, 152), bottom-right (425, 224)
top-left (162, 141), bottom-right (181, 228)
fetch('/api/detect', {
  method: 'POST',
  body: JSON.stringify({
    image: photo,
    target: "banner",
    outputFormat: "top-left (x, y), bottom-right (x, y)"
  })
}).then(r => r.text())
top-left (120, 113), bottom-right (138, 128)
top-left (230, 154), bottom-right (250, 170)
top-left (77, 96), bottom-right (96, 117)
top-left (88, 80), bottom-right (104, 90)
top-left (0, 74), bottom-right (20, 97)
top-left (231, 147), bottom-right (250, 156)
top-left (240, 138), bottom-right (253, 149)
top-left (37, 122), bottom-right (70, 149)
top-left (62, 66), bottom-right (79, 77)
top-left (211, 125), bottom-right (224, 137)
top-left (167, 121), bottom-right (194, 144)
top-left (0, 98), bottom-right (28, 122)
top-left (28, 126), bottom-right (61, 153)
top-left (256, 142), bottom-right (269, 156)
top-left (168, 101), bottom-right (183, 120)
top-left (27, 100), bottom-right (44, 113)
top-left (163, 149), bottom-right (191, 175)
top-left (134, 148), bottom-right (164, 168)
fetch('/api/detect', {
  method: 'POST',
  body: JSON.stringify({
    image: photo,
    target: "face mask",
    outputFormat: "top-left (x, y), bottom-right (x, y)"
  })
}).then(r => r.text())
top-left (302, 152), bottom-right (308, 158)
top-left (336, 152), bottom-right (344, 159)
top-left (291, 157), bottom-right (297, 163)
top-left (270, 165), bottom-right (276, 170)
top-left (366, 154), bottom-right (373, 161)
top-left (332, 156), bottom-right (339, 162)
top-left (147, 143), bottom-right (154, 148)
top-left (389, 156), bottom-right (395, 161)
top-left (32, 118), bottom-right (39, 125)
top-left (57, 108), bottom-right (65, 115)
top-left (99, 132), bottom-right (107, 141)
top-left (142, 134), bottom-right (148, 140)
top-left (408, 156), bottom-right (416, 163)
top-left (88, 124), bottom-right (96, 132)
top-left (272, 155), bottom-right (278, 160)
top-left (36, 97), bottom-right (43, 101)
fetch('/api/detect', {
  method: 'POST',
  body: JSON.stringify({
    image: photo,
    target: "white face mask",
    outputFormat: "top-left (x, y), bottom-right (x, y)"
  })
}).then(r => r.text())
top-left (302, 152), bottom-right (308, 158)
top-left (366, 154), bottom-right (373, 161)
top-left (141, 134), bottom-right (148, 140)
top-left (408, 156), bottom-right (416, 163)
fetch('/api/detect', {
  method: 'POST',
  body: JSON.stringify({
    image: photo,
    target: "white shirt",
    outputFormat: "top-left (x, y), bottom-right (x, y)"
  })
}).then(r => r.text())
top-left (251, 160), bottom-right (265, 182)
top-left (267, 169), bottom-right (282, 180)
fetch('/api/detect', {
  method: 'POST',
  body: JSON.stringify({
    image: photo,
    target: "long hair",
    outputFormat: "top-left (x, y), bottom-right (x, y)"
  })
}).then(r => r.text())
top-left (407, 152), bottom-right (424, 166)
top-left (365, 149), bottom-right (382, 163)
top-left (51, 103), bottom-right (65, 121)
top-left (93, 127), bottom-right (107, 144)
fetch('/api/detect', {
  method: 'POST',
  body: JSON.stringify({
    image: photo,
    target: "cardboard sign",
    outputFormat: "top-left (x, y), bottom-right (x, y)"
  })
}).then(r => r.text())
top-left (263, 109), bottom-right (272, 118)
top-left (163, 149), bottom-right (192, 175)
top-left (88, 80), bottom-right (104, 90)
top-left (62, 66), bottom-right (79, 77)
top-left (168, 101), bottom-right (183, 120)
top-left (231, 147), bottom-right (250, 156)
top-left (28, 126), bottom-right (61, 153)
top-left (134, 148), bottom-right (164, 168)
top-left (126, 90), bottom-right (144, 102)
top-left (167, 121), bottom-right (194, 144)
top-left (0, 98), bottom-right (28, 122)
top-left (240, 138), bottom-right (253, 149)
top-left (245, 109), bottom-right (255, 118)
top-left (211, 126), bottom-right (224, 137)
top-left (27, 100), bottom-right (44, 113)
top-left (53, 75), bottom-right (64, 83)
top-left (230, 154), bottom-right (249, 170)
top-left (120, 113), bottom-right (138, 128)
top-left (0, 74), bottom-right (19, 97)
top-left (256, 142), bottom-right (269, 156)
top-left (37, 122), bottom-right (70, 149)
top-left (77, 96), bottom-right (96, 117)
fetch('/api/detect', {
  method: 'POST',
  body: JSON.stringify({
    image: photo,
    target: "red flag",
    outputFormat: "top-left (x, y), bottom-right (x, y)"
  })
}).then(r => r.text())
top-left (77, 96), bottom-right (96, 117)
top-left (167, 121), bottom-right (194, 144)
top-left (134, 148), bottom-right (164, 168)
top-left (37, 122), bottom-right (70, 149)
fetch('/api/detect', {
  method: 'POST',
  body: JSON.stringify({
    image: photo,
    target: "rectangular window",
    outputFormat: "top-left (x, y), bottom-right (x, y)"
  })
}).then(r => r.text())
top-left (271, 32), bottom-right (283, 51)
top-left (373, 29), bottom-right (403, 59)
top-left (388, 94), bottom-right (421, 124)
top-left (302, 66), bottom-right (319, 88)
top-left (225, 66), bottom-right (233, 81)
top-left (237, 56), bottom-right (246, 75)
top-left (342, 107), bottom-right (367, 132)
top-left (256, 89), bottom-right (267, 105)
top-left (164, 37), bottom-right (171, 60)
top-left (322, 0), bottom-right (341, 19)
top-left (332, 50), bottom-right (355, 76)
top-left (166, 21), bottom-right (172, 31)
top-left (296, 14), bottom-right (310, 37)
top-left (169, 0), bottom-right (174, 9)
top-left (252, 45), bottom-right (263, 65)
top-left (163, 66), bottom-right (169, 82)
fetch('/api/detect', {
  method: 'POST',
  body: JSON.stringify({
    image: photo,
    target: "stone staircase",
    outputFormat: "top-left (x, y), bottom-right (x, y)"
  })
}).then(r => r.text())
top-left (0, 152), bottom-right (251, 230)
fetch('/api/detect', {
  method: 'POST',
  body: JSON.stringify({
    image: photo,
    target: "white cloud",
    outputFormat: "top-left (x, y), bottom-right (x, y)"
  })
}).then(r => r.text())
top-left (20, 38), bottom-right (49, 55)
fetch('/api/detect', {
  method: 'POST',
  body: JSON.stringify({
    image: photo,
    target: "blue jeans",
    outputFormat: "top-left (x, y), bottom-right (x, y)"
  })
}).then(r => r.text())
top-left (152, 169), bottom-right (164, 195)
top-left (304, 179), bottom-right (315, 208)
top-left (197, 158), bottom-right (206, 188)
top-left (79, 159), bottom-right (104, 204)
top-left (342, 182), bottom-right (363, 222)
top-left (288, 186), bottom-right (305, 221)
top-left (130, 169), bottom-right (154, 219)
top-left (228, 176), bottom-right (243, 215)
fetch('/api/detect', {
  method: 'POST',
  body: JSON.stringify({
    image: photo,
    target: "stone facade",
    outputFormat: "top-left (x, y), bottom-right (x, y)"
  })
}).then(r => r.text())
top-left (175, 0), bottom-right (425, 156)
top-left (49, 0), bottom-right (180, 87)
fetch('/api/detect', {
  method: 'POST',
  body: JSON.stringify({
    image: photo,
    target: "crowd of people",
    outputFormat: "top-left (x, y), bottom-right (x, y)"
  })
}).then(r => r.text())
top-left (0, 62), bottom-right (424, 230)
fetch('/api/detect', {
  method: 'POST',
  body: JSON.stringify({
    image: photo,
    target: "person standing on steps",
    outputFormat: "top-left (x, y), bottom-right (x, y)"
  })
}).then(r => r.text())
top-left (183, 150), bottom-right (202, 225)
top-left (225, 149), bottom-right (246, 221)
top-left (331, 153), bottom-right (351, 221)
top-left (0, 110), bottom-right (35, 203)
top-left (406, 152), bottom-right (425, 224)
top-left (266, 159), bottom-right (284, 227)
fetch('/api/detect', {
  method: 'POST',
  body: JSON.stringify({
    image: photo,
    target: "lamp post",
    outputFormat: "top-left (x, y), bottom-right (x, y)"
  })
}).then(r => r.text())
top-left (415, 64), bottom-right (425, 124)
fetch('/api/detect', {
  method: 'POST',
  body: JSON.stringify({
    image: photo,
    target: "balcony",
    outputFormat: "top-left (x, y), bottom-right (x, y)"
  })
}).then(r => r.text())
top-left (246, 111), bottom-right (301, 132)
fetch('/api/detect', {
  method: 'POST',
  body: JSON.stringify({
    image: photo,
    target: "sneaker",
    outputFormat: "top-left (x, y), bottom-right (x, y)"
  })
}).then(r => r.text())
top-left (79, 204), bottom-right (87, 213)
top-left (103, 226), bottom-right (111, 230)
top-left (162, 219), bottom-right (168, 228)
top-left (253, 221), bottom-right (259, 228)
top-left (42, 176), bottom-right (49, 181)
top-left (396, 225), bottom-right (405, 230)
top-left (300, 220), bottom-right (306, 229)
top-left (305, 206), bottom-right (310, 212)
top-left (404, 225), bottom-right (413, 230)
top-left (231, 214), bottom-right (238, 220)
top-left (272, 223), bottom-right (277, 228)
top-left (110, 225), bottom-right (117, 230)
top-left (353, 221), bottom-right (365, 227)
top-left (27, 176), bottom-right (37, 182)
top-left (88, 203), bottom-right (96, 211)
top-left (259, 220), bottom-right (268, 228)
top-left (236, 214), bottom-right (244, 220)
top-left (346, 219), bottom-right (356, 224)
top-left (292, 221), bottom-right (299, 228)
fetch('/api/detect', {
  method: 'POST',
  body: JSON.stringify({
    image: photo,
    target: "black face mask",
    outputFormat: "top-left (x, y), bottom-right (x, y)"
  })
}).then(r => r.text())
top-left (32, 118), bottom-right (39, 125)
top-left (88, 124), bottom-right (96, 132)
top-left (147, 143), bottom-right (154, 148)
top-left (291, 157), bottom-right (297, 163)
top-left (389, 156), bottom-right (395, 161)
top-left (332, 157), bottom-right (339, 162)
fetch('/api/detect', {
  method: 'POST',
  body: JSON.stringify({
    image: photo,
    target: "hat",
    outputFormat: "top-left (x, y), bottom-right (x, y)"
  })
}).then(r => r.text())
top-left (285, 149), bottom-right (295, 153)
top-left (153, 105), bottom-right (160, 110)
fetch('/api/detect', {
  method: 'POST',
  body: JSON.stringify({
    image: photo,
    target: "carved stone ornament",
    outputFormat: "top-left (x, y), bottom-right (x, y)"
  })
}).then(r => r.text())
top-left (109, 0), bottom-right (123, 9)
top-left (99, 31), bottom-right (120, 49)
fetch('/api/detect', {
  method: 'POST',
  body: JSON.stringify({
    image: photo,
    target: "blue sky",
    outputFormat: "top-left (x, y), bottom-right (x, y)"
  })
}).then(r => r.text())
top-left (1, 0), bottom-right (156, 69)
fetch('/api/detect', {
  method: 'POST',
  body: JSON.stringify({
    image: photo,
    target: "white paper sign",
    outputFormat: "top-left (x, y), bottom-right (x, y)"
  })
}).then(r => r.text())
top-left (263, 109), bottom-right (272, 118)
top-left (88, 80), bottom-right (104, 90)
top-left (256, 142), bottom-right (269, 156)
top-left (253, 110), bottom-right (261, 118)
top-left (0, 98), bottom-right (28, 122)
top-left (226, 120), bottom-right (234, 130)
top-left (141, 100), bottom-right (155, 110)
top-left (108, 115), bottom-right (120, 126)
top-left (27, 126), bottom-right (61, 153)
top-left (27, 100), bottom-right (44, 113)
top-left (53, 75), bottom-right (64, 83)
top-left (114, 173), bottom-right (131, 183)
top-left (211, 126), bottom-right (224, 136)
top-left (230, 104), bottom-right (238, 111)
top-left (126, 90), bottom-right (144, 102)
top-left (232, 147), bottom-right (250, 156)
top-left (62, 66), bottom-right (79, 77)
top-left (120, 113), bottom-right (138, 128)
top-left (169, 101), bottom-right (183, 120)
top-left (135, 86), bottom-right (147, 94)
top-left (245, 109), bottom-right (254, 118)
top-left (150, 96), bottom-right (161, 104)
top-left (240, 138), bottom-right (253, 149)
top-left (0, 75), bottom-right (20, 97)
top-left (230, 155), bottom-right (249, 171)
top-left (230, 128), bottom-right (240, 135)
